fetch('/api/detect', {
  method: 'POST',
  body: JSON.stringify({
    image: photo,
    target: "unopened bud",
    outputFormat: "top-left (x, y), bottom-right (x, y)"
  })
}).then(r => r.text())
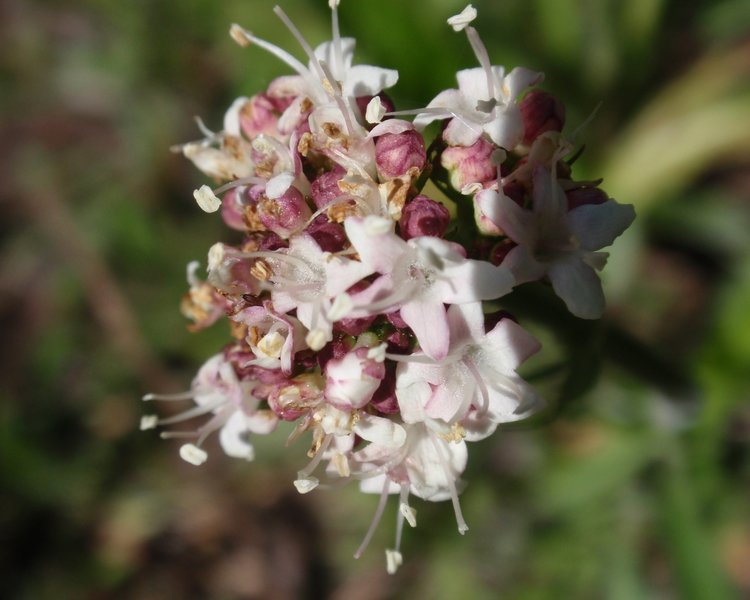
top-left (440, 138), bottom-right (497, 192)
top-left (520, 90), bottom-right (565, 146)
top-left (375, 130), bottom-right (426, 180)
top-left (399, 195), bottom-right (450, 240)
top-left (310, 165), bottom-right (346, 209)
top-left (257, 186), bottom-right (312, 238)
top-left (565, 186), bottom-right (608, 210)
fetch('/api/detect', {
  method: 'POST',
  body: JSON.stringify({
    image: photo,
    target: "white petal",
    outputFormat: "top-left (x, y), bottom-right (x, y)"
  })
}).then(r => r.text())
top-left (219, 412), bottom-right (255, 460)
top-left (223, 96), bottom-right (249, 136)
top-left (548, 257), bottom-right (605, 319)
top-left (567, 200), bottom-right (636, 251)
top-left (354, 415), bottom-right (406, 447)
top-left (343, 64), bottom-right (399, 97)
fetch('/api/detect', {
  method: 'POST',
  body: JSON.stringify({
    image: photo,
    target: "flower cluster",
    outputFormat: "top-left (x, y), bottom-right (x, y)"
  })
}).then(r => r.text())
top-left (142, 2), bottom-right (635, 573)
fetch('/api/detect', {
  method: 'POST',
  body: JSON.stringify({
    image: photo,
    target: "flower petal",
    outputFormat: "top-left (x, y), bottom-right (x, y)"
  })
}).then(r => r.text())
top-left (548, 257), bottom-right (605, 319)
top-left (568, 200), bottom-right (636, 251)
top-left (400, 299), bottom-right (450, 361)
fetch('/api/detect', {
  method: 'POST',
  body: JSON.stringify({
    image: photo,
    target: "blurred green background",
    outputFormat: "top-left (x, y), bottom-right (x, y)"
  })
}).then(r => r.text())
top-left (2, 0), bottom-right (750, 598)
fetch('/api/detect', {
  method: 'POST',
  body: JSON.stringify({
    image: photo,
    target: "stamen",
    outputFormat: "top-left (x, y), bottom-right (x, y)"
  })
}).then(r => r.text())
top-left (142, 391), bottom-right (194, 402)
top-left (354, 477), bottom-right (392, 559)
top-left (160, 431), bottom-right (199, 439)
top-left (297, 433), bottom-right (333, 479)
top-left (330, 0), bottom-right (343, 77)
top-left (229, 24), bottom-right (310, 79)
top-left (273, 6), bottom-right (329, 84)
top-left (430, 437), bottom-right (469, 534)
top-left (465, 26), bottom-right (497, 103)
top-left (462, 356), bottom-right (490, 416)
top-left (153, 399), bottom-right (226, 426)
top-left (384, 353), bottom-right (437, 365)
top-left (212, 176), bottom-right (266, 196)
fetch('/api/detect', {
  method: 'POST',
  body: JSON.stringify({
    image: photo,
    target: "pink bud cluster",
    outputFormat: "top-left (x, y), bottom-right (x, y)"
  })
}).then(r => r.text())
top-left (144, 2), bottom-right (635, 573)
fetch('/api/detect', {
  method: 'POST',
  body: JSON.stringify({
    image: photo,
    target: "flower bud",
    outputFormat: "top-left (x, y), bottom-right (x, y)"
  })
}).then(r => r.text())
top-left (220, 188), bottom-right (249, 231)
top-left (489, 238), bottom-right (517, 265)
top-left (399, 195), bottom-right (450, 240)
top-left (238, 94), bottom-right (280, 138)
top-left (369, 367), bottom-right (399, 415)
top-left (565, 186), bottom-right (608, 210)
top-left (520, 90), bottom-right (565, 146)
top-left (310, 165), bottom-right (346, 209)
top-left (440, 138), bottom-right (497, 191)
top-left (375, 130), bottom-right (426, 180)
top-left (256, 186), bottom-right (312, 239)
top-left (306, 215), bottom-right (348, 252)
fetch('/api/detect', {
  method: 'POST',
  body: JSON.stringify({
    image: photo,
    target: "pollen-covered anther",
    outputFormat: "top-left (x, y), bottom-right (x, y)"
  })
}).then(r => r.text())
top-left (332, 452), bottom-right (351, 477)
top-left (194, 185), bottom-right (222, 213)
top-left (229, 24), bottom-right (252, 47)
top-left (399, 503), bottom-right (417, 527)
top-left (438, 422), bottom-right (467, 443)
top-left (180, 443), bottom-right (208, 466)
top-left (294, 476), bottom-right (320, 494)
top-left (297, 132), bottom-right (313, 156)
top-left (327, 201), bottom-right (357, 223)
top-left (366, 343), bottom-right (388, 363)
top-left (385, 549), bottom-right (403, 575)
top-left (447, 4), bottom-right (477, 31)
top-left (322, 122), bottom-right (343, 139)
top-left (250, 259), bottom-right (273, 281)
top-left (306, 329), bottom-right (328, 351)
top-left (366, 96), bottom-right (386, 124)
top-left (328, 293), bottom-right (353, 321)
top-left (140, 415), bottom-right (158, 431)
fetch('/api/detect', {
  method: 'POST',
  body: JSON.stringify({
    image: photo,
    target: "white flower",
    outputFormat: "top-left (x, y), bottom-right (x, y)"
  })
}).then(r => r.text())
top-left (478, 166), bottom-right (636, 318)
top-left (143, 354), bottom-right (278, 463)
top-left (395, 302), bottom-right (542, 439)
top-left (343, 216), bottom-right (515, 360)
top-left (413, 9), bottom-right (542, 148)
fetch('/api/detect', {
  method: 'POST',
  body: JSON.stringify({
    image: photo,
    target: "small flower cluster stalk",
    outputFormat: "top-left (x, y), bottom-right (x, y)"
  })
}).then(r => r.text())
top-left (143, 2), bottom-right (635, 573)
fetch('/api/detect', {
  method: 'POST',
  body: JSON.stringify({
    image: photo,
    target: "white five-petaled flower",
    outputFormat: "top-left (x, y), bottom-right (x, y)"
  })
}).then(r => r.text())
top-left (142, 353), bottom-right (278, 463)
top-left (477, 166), bottom-right (636, 318)
top-left (394, 302), bottom-right (542, 439)
top-left (343, 216), bottom-right (516, 360)
top-left (413, 6), bottom-right (542, 149)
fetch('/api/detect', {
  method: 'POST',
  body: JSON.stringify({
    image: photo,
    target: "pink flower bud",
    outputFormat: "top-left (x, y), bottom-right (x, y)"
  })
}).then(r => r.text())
top-left (238, 94), bottom-right (280, 138)
top-left (310, 165), bottom-right (346, 209)
top-left (369, 367), bottom-right (399, 415)
top-left (489, 238), bottom-right (517, 265)
top-left (565, 186), bottom-right (608, 210)
top-left (256, 186), bottom-right (312, 238)
top-left (399, 195), bottom-right (450, 240)
top-left (520, 90), bottom-right (565, 146)
top-left (306, 215), bottom-right (347, 252)
top-left (220, 188), bottom-right (248, 231)
top-left (440, 138), bottom-right (497, 191)
top-left (375, 130), bottom-right (426, 180)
